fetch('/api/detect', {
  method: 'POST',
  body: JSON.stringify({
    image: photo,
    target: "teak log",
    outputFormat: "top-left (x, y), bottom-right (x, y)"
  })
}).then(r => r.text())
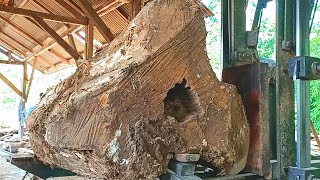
top-left (27, 0), bottom-right (250, 179)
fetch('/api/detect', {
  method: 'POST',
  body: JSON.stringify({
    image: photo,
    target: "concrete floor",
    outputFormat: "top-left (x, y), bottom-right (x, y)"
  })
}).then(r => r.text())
top-left (0, 157), bottom-right (30, 180)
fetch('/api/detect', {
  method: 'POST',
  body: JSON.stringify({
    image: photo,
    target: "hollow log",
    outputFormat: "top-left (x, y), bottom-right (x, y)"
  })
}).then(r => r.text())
top-left (27, 0), bottom-right (250, 179)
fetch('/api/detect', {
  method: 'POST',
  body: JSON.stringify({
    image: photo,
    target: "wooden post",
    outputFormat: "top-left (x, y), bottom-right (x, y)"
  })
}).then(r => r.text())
top-left (7, 50), bottom-right (12, 63)
top-left (22, 61), bottom-right (27, 102)
top-left (26, 59), bottom-right (36, 101)
top-left (85, 21), bottom-right (94, 60)
top-left (68, 34), bottom-right (78, 53)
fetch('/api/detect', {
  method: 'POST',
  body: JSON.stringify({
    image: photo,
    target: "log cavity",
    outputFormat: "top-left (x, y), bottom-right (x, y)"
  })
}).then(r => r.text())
top-left (164, 79), bottom-right (200, 122)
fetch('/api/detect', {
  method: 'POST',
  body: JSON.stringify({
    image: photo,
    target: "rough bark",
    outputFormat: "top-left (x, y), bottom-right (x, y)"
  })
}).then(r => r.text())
top-left (27, 0), bottom-right (250, 179)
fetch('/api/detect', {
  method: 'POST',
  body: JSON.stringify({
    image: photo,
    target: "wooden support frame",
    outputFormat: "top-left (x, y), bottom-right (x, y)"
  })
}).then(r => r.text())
top-left (22, 61), bottom-right (27, 101)
top-left (26, 59), bottom-right (36, 100)
top-left (55, 0), bottom-right (84, 19)
top-left (75, 0), bottom-right (114, 42)
top-left (85, 21), bottom-right (94, 60)
top-left (0, 72), bottom-right (22, 97)
top-left (68, 34), bottom-right (78, 52)
top-left (0, 60), bottom-right (23, 65)
top-left (33, 16), bottom-right (80, 61)
top-left (0, 5), bottom-right (88, 25)
top-left (0, 46), bottom-right (20, 62)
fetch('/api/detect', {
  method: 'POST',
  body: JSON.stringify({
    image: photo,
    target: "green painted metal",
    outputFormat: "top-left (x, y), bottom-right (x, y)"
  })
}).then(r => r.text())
top-left (275, 0), bottom-right (296, 179)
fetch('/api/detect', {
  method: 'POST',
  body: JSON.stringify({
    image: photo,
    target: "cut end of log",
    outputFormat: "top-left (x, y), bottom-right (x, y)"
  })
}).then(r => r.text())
top-left (27, 0), bottom-right (250, 179)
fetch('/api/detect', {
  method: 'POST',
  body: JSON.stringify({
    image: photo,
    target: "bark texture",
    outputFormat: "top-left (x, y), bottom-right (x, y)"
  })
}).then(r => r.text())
top-left (27, 0), bottom-right (250, 179)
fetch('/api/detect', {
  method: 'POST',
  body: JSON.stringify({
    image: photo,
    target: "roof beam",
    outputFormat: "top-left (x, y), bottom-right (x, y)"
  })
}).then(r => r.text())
top-left (55, 0), bottom-right (84, 19)
top-left (0, 5), bottom-right (88, 25)
top-left (32, 16), bottom-right (80, 61)
top-left (24, 2), bottom-right (125, 63)
top-left (0, 60), bottom-right (23, 65)
top-left (75, 0), bottom-right (114, 42)
top-left (48, 49), bottom-right (73, 65)
top-left (0, 15), bottom-right (43, 45)
top-left (0, 72), bottom-right (22, 97)
top-left (68, 34), bottom-right (78, 52)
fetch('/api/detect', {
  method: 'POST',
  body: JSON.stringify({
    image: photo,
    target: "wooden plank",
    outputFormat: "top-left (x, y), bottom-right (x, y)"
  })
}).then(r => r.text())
top-left (0, 72), bottom-right (22, 97)
top-left (85, 21), bottom-right (94, 59)
top-left (33, 16), bottom-right (80, 61)
top-left (55, 0), bottom-right (84, 19)
top-left (68, 34), bottom-right (78, 52)
top-left (75, 0), bottom-right (114, 42)
top-left (0, 15), bottom-right (42, 45)
top-left (0, 5), bottom-right (87, 25)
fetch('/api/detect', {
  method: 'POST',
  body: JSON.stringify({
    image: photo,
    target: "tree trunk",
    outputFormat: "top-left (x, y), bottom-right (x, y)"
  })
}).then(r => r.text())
top-left (27, 0), bottom-right (250, 179)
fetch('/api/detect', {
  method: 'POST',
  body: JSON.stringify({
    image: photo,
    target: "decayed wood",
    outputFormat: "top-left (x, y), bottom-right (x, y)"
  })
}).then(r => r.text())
top-left (27, 0), bottom-right (249, 179)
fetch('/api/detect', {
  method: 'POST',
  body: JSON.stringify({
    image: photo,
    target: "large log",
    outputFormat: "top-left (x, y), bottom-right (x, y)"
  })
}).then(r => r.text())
top-left (27, 0), bottom-right (250, 179)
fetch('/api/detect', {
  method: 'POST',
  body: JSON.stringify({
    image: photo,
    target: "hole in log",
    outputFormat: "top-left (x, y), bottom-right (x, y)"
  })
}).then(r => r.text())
top-left (164, 79), bottom-right (200, 122)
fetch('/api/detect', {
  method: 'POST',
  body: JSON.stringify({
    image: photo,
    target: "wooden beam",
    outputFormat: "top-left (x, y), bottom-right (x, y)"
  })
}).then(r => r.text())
top-left (0, 30), bottom-right (32, 51)
top-left (0, 60), bottom-right (23, 65)
top-left (85, 21), bottom-right (94, 60)
top-left (129, 0), bottom-right (142, 20)
top-left (22, 61), bottom-right (27, 101)
top-left (26, 59), bottom-right (36, 100)
top-left (68, 34), bottom-right (78, 52)
top-left (55, 0), bottom-right (84, 19)
top-left (0, 36), bottom-right (25, 56)
top-left (25, 25), bottom-right (81, 62)
top-left (48, 49), bottom-right (72, 65)
top-left (75, 0), bottom-right (114, 42)
top-left (24, 3), bottom-right (124, 62)
top-left (0, 5), bottom-right (88, 25)
top-left (0, 46), bottom-right (20, 61)
top-left (0, 72), bottom-right (22, 97)
top-left (33, 0), bottom-right (70, 29)
top-left (33, 16), bottom-right (80, 61)
top-left (7, 49), bottom-right (11, 62)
